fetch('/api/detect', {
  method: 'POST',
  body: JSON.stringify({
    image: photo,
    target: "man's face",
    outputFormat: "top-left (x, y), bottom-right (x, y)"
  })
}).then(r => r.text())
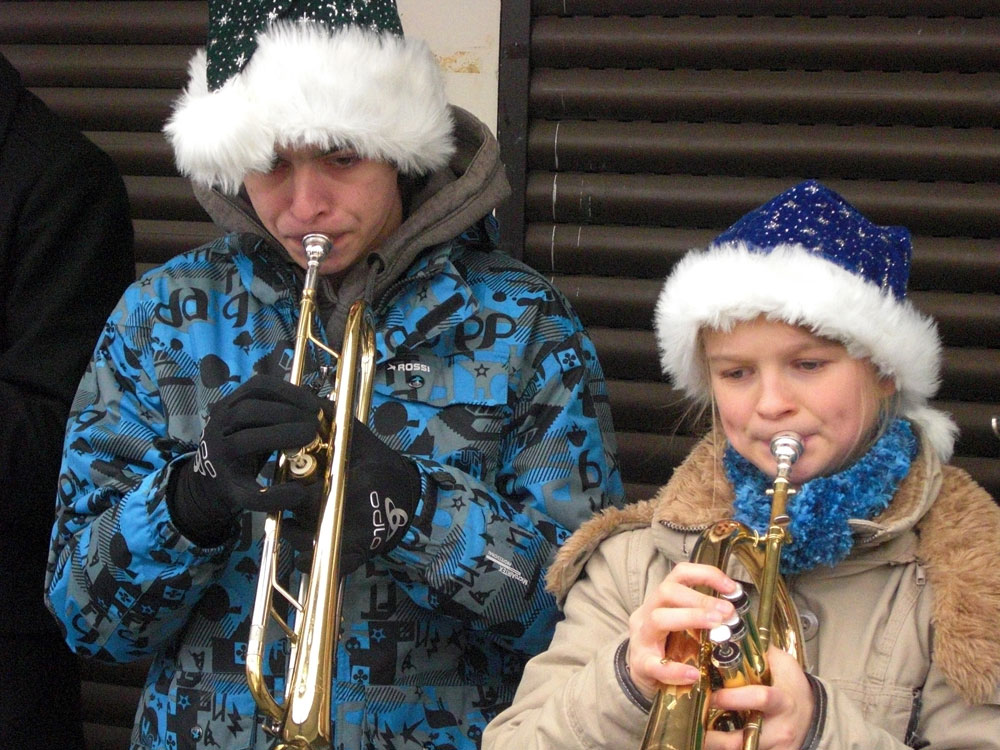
top-left (243, 145), bottom-right (403, 276)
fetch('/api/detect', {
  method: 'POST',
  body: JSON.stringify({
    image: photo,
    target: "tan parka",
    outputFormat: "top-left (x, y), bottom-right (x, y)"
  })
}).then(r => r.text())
top-left (483, 432), bottom-right (1000, 749)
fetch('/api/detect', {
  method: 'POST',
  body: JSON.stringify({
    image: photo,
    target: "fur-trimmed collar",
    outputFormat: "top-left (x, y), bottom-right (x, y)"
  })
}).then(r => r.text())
top-left (548, 433), bottom-right (1000, 704)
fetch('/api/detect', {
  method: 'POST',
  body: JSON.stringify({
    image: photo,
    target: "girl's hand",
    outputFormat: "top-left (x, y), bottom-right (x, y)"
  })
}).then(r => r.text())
top-left (626, 562), bottom-right (738, 699)
top-left (704, 647), bottom-right (814, 750)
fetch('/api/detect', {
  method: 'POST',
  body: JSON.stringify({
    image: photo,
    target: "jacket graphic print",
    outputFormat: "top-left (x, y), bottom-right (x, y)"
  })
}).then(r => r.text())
top-left (46, 222), bottom-right (624, 750)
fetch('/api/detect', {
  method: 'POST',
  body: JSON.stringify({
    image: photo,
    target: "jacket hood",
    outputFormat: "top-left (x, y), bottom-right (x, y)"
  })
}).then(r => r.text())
top-left (548, 432), bottom-right (1000, 704)
top-left (190, 105), bottom-right (509, 344)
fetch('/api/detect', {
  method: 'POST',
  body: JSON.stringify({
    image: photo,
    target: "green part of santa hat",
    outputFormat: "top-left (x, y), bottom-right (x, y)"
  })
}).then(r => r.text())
top-left (164, 0), bottom-right (455, 194)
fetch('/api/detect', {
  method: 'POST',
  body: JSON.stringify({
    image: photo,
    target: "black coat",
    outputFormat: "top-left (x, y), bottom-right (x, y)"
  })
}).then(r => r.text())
top-left (0, 53), bottom-right (135, 636)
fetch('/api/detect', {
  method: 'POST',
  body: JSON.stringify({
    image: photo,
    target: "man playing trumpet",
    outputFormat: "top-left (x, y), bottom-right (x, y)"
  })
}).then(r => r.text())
top-left (44, 2), bottom-right (624, 748)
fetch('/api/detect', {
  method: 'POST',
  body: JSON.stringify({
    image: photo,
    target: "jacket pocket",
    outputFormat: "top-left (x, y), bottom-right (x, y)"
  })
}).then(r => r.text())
top-left (377, 352), bottom-right (509, 407)
top-left (831, 678), bottom-right (916, 740)
top-left (373, 353), bottom-right (510, 480)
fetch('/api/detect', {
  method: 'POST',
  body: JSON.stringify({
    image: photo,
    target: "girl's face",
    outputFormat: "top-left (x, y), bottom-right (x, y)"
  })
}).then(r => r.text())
top-left (702, 317), bottom-right (896, 484)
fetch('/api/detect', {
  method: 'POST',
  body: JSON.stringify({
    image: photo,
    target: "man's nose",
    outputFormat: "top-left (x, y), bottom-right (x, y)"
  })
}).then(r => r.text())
top-left (287, 164), bottom-right (330, 223)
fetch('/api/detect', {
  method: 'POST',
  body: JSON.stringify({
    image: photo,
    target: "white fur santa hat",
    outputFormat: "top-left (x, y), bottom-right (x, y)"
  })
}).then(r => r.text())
top-left (653, 180), bottom-right (957, 460)
top-left (163, 0), bottom-right (455, 195)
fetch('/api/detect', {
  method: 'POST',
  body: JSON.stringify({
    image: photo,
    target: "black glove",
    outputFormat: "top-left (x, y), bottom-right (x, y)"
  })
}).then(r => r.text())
top-left (168, 374), bottom-right (331, 547)
top-left (284, 418), bottom-right (421, 576)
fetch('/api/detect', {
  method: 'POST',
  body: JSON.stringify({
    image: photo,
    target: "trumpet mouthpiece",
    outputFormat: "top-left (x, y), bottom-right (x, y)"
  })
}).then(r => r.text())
top-left (770, 432), bottom-right (804, 466)
top-left (302, 233), bottom-right (333, 265)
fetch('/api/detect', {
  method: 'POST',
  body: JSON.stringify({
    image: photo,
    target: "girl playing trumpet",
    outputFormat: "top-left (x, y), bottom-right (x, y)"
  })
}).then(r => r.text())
top-left (483, 181), bottom-right (1000, 749)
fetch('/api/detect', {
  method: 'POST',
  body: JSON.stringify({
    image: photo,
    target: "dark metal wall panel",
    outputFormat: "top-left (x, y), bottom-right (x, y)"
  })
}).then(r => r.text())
top-left (1, 44), bottom-right (194, 86)
top-left (533, 1), bottom-right (1000, 16)
top-left (3, 2), bottom-right (999, 745)
top-left (527, 174), bottom-right (1000, 238)
top-left (525, 2), bottom-right (1000, 502)
top-left (525, 223), bottom-right (1000, 293)
top-left (0, 1), bottom-right (206, 43)
top-left (1, 3), bottom-right (213, 746)
top-left (531, 69), bottom-right (1000, 125)
top-left (0, 0), bottom-right (219, 298)
top-left (528, 121), bottom-right (1000, 183)
top-left (532, 16), bottom-right (1000, 71)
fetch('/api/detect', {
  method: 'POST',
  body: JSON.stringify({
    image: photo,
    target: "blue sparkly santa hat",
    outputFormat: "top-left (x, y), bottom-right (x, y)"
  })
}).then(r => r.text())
top-left (654, 180), bottom-right (957, 460)
top-left (164, 0), bottom-right (455, 194)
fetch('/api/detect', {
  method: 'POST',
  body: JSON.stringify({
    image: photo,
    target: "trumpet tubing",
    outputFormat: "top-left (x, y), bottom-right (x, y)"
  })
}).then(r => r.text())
top-left (246, 233), bottom-right (377, 750)
top-left (640, 432), bottom-right (805, 750)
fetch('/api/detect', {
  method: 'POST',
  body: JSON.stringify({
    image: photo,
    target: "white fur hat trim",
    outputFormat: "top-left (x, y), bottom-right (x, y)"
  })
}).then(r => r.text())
top-left (164, 23), bottom-right (455, 194)
top-left (653, 242), bottom-right (958, 460)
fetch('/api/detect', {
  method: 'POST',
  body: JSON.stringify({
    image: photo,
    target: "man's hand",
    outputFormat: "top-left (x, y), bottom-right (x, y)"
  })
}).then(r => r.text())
top-left (168, 374), bottom-right (330, 546)
top-left (285, 418), bottom-right (421, 576)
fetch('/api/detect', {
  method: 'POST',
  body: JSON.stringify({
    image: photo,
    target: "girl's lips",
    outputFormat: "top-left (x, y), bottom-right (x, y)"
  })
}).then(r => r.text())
top-left (759, 431), bottom-right (810, 446)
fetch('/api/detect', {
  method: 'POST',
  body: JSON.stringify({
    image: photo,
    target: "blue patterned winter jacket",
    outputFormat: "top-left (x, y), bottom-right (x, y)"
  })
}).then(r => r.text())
top-left (45, 210), bottom-right (623, 749)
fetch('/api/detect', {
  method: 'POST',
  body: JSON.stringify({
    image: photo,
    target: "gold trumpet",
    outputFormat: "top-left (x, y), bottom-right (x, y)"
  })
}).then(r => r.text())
top-left (246, 233), bottom-right (377, 750)
top-left (640, 432), bottom-right (806, 750)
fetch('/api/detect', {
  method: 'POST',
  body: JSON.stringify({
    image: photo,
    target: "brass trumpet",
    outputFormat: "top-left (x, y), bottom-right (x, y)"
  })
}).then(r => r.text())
top-left (640, 432), bottom-right (806, 750)
top-left (246, 233), bottom-right (377, 750)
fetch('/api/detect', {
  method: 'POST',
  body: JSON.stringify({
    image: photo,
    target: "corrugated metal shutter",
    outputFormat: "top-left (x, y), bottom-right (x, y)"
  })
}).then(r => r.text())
top-left (1, 3), bottom-right (215, 747)
top-left (0, 1), bottom-right (221, 281)
top-left (523, 1), bottom-right (1000, 503)
top-left (3, 1), bottom-right (999, 746)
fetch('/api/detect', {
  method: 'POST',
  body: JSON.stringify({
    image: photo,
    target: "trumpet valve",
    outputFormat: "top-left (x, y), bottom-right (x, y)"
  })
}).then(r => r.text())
top-left (283, 407), bottom-right (332, 480)
top-left (284, 431), bottom-right (326, 479)
top-left (286, 450), bottom-right (319, 479)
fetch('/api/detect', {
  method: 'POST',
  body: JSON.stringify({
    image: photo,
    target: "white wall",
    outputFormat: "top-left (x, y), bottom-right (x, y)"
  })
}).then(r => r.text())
top-left (397, 0), bottom-right (502, 135)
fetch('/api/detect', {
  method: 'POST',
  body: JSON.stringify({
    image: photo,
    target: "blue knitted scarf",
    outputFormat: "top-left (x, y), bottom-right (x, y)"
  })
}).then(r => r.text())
top-left (724, 419), bottom-right (918, 574)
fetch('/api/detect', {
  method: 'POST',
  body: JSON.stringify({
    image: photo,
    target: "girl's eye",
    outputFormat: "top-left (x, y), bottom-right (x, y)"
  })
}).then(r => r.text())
top-left (797, 359), bottom-right (825, 371)
top-left (718, 367), bottom-right (748, 380)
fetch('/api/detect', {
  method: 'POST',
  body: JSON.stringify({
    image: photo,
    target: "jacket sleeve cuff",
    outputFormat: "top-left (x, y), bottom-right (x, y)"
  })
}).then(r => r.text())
top-left (800, 672), bottom-right (827, 750)
top-left (399, 466), bottom-right (434, 546)
top-left (615, 638), bottom-right (653, 712)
